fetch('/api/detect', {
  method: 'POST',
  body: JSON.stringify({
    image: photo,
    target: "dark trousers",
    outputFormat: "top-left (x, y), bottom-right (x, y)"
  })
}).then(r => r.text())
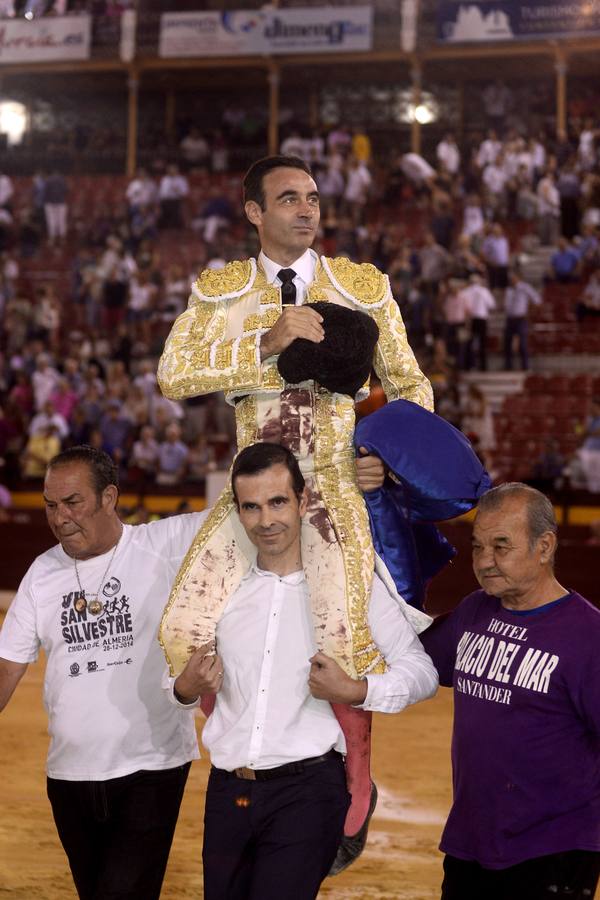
top-left (47, 762), bottom-right (191, 900)
top-left (441, 849), bottom-right (600, 900)
top-left (445, 322), bottom-right (467, 369)
top-left (203, 752), bottom-right (350, 900)
top-left (504, 316), bottom-right (529, 370)
top-left (466, 317), bottom-right (488, 371)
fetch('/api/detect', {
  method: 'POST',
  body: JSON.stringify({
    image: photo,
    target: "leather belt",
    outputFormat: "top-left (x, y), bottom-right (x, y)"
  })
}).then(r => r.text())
top-left (213, 748), bottom-right (340, 782)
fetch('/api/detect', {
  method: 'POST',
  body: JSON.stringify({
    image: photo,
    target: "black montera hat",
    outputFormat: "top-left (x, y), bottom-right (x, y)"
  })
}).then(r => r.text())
top-left (277, 301), bottom-right (379, 397)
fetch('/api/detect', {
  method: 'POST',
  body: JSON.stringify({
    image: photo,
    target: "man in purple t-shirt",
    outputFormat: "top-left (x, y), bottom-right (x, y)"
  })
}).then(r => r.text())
top-left (421, 482), bottom-right (600, 900)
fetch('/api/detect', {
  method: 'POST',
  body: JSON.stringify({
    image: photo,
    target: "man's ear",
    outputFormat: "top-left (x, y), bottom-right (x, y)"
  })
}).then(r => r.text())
top-left (538, 531), bottom-right (557, 565)
top-left (245, 200), bottom-right (262, 228)
top-left (102, 484), bottom-right (119, 512)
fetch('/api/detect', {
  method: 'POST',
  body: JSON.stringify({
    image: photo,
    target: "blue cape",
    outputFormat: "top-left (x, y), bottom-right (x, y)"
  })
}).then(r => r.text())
top-left (355, 399), bottom-right (492, 610)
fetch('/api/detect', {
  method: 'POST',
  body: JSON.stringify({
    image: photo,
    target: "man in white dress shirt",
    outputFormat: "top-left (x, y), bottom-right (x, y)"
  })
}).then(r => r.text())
top-left (172, 442), bottom-right (438, 900)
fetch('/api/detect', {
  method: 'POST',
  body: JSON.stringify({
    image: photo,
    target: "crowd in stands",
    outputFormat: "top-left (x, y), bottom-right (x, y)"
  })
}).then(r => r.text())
top-left (1, 95), bottom-right (600, 501)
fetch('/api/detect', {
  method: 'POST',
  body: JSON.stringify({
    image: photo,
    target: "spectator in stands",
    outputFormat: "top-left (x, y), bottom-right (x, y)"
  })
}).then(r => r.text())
top-left (29, 399), bottom-right (69, 442)
top-left (99, 236), bottom-right (132, 331)
top-left (461, 274), bottom-right (496, 371)
top-left (315, 162), bottom-right (345, 217)
top-left (149, 387), bottom-right (184, 439)
top-left (42, 171), bottom-right (68, 246)
top-left (160, 264), bottom-right (188, 324)
top-left (125, 169), bottom-right (157, 217)
top-left (159, 164), bottom-right (189, 230)
top-left (99, 398), bottom-right (132, 468)
top-left (351, 126), bottom-right (371, 165)
top-left (210, 130), bottom-right (229, 173)
top-left (0, 250), bottom-right (18, 306)
top-left (536, 170), bottom-right (560, 246)
top-left (461, 194), bottom-right (485, 242)
top-left (304, 129), bottom-right (325, 169)
top-left (8, 370), bottom-right (34, 420)
top-left (49, 378), bottom-right (78, 424)
top-left (105, 360), bottom-right (131, 401)
top-left (61, 357), bottom-right (83, 395)
top-left (431, 198), bottom-right (456, 252)
top-left (577, 397), bottom-right (600, 493)
top-left (582, 173), bottom-right (600, 229)
top-left (461, 383), bottom-right (495, 452)
top-left (503, 270), bottom-right (541, 370)
top-left (578, 117), bottom-right (597, 170)
top-left (193, 186), bottom-right (234, 245)
top-left (78, 383), bottom-right (104, 432)
top-left (20, 422), bottom-right (61, 480)
top-left (280, 129), bottom-right (306, 160)
top-left (156, 422), bottom-right (188, 486)
top-left (129, 424), bottom-right (160, 487)
top-left (453, 234), bottom-right (486, 280)
top-left (132, 358), bottom-right (157, 399)
top-left (0, 170), bottom-right (13, 213)
top-left (514, 163), bottom-right (537, 222)
top-left (120, 382), bottom-right (150, 429)
top-left (17, 206), bottom-right (42, 258)
top-left (482, 157), bottom-right (508, 220)
top-left (326, 124), bottom-right (352, 156)
top-left (400, 152), bottom-right (436, 193)
top-left (476, 129), bottom-right (502, 169)
top-left (557, 161), bottom-right (581, 239)
top-left (126, 269), bottom-right (156, 344)
top-left (343, 156), bottom-right (372, 226)
top-left (442, 279), bottom-right (470, 369)
top-left (481, 223), bottom-right (510, 291)
top-left (186, 433), bottom-right (216, 483)
top-left (528, 438), bottom-right (565, 493)
top-left (482, 79), bottom-right (512, 129)
top-left (436, 133), bottom-right (461, 176)
top-left (420, 231), bottom-right (452, 302)
top-left (576, 269), bottom-right (600, 322)
top-left (32, 353), bottom-right (60, 411)
top-left (179, 127), bottom-right (210, 171)
top-left (32, 286), bottom-right (61, 352)
top-left (575, 223), bottom-right (600, 271)
top-left (549, 237), bottom-right (580, 283)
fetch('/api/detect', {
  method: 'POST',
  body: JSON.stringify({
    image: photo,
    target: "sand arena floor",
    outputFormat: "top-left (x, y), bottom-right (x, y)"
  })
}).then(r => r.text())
top-left (0, 646), bottom-right (454, 900)
top-left (1, 643), bottom-right (597, 900)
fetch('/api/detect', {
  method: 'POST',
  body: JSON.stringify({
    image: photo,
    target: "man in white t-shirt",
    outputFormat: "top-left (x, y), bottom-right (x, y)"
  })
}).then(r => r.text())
top-left (0, 446), bottom-right (203, 900)
top-left (170, 442), bottom-right (438, 899)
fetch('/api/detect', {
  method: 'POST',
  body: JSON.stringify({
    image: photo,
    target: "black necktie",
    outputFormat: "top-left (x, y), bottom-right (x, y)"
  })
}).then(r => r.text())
top-left (277, 268), bottom-right (297, 306)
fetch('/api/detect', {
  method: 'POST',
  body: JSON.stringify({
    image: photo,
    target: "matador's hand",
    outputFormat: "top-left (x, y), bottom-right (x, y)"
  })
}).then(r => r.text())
top-left (174, 641), bottom-right (224, 704)
top-left (355, 447), bottom-right (385, 492)
top-left (260, 306), bottom-right (324, 360)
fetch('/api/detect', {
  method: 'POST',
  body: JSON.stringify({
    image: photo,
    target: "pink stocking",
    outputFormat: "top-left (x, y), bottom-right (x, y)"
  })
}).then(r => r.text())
top-left (331, 703), bottom-right (373, 836)
top-left (200, 693), bottom-right (216, 718)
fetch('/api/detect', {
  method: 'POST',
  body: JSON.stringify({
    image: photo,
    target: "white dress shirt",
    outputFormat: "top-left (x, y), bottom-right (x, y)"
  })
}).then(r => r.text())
top-left (259, 248), bottom-right (317, 305)
top-left (462, 283), bottom-right (496, 319)
top-left (181, 564), bottom-right (437, 771)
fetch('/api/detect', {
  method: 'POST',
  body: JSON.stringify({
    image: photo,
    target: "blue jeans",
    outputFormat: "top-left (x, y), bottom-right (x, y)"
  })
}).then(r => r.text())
top-left (47, 762), bottom-right (191, 899)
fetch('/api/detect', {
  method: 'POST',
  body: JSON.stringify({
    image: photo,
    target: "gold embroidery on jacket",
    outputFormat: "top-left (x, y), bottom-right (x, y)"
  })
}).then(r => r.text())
top-left (196, 260), bottom-right (254, 298)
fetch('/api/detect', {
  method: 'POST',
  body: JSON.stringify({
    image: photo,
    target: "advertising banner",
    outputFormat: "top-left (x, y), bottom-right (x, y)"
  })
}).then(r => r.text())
top-left (437, 0), bottom-right (600, 42)
top-left (0, 15), bottom-right (91, 62)
top-left (159, 7), bottom-right (373, 58)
